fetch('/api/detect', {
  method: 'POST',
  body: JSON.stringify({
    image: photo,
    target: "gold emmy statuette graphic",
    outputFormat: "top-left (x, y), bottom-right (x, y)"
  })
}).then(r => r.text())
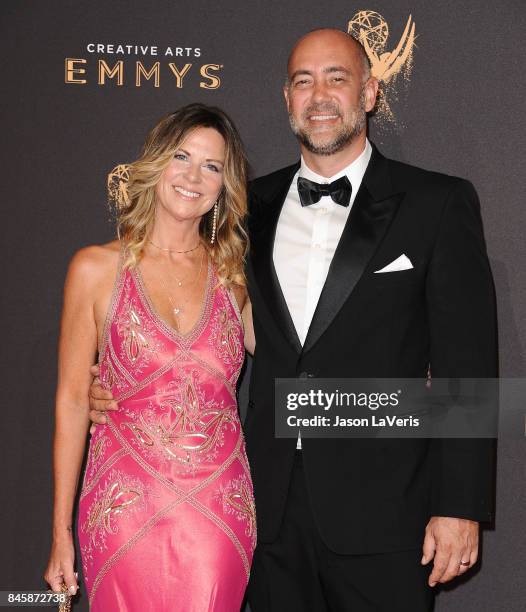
top-left (348, 11), bottom-right (417, 125)
top-left (107, 164), bottom-right (131, 208)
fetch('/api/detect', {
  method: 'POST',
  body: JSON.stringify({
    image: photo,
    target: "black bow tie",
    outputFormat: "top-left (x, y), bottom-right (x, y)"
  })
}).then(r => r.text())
top-left (297, 175), bottom-right (352, 207)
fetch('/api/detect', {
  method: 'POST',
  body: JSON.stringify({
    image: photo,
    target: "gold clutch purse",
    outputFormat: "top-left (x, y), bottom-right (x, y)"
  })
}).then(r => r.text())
top-left (57, 583), bottom-right (72, 612)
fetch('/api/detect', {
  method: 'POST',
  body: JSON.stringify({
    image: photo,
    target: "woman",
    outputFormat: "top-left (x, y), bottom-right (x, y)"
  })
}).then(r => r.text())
top-left (44, 103), bottom-right (256, 611)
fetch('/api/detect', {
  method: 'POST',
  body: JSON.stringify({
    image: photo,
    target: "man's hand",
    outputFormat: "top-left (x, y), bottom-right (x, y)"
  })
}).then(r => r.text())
top-left (421, 516), bottom-right (479, 586)
top-left (88, 365), bottom-right (118, 434)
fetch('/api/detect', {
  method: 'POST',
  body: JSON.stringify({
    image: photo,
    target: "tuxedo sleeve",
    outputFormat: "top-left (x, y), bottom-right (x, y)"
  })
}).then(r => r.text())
top-left (426, 178), bottom-right (497, 522)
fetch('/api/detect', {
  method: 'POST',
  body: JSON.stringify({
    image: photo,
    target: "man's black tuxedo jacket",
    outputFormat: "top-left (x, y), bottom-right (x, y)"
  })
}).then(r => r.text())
top-left (244, 144), bottom-right (497, 555)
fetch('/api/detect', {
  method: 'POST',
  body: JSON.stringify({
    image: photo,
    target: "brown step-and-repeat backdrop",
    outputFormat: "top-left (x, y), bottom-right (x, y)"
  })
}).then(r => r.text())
top-left (2, 1), bottom-right (525, 610)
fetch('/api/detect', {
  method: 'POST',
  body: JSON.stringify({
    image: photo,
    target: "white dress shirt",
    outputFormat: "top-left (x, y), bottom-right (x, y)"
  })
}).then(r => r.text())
top-left (273, 139), bottom-right (372, 448)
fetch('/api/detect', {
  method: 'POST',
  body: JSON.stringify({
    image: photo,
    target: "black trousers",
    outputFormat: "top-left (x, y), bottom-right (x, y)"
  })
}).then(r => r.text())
top-left (246, 452), bottom-right (435, 612)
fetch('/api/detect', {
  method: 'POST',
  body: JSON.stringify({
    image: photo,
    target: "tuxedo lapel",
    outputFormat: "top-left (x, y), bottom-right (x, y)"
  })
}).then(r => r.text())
top-left (249, 162), bottom-right (303, 354)
top-left (302, 146), bottom-right (404, 355)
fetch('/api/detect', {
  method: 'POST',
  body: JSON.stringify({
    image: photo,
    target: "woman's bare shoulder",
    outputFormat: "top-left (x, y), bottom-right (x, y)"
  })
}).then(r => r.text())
top-left (230, 283), bottom-right (248, 311)
top-left (67, 240), bottom-right (121, 288)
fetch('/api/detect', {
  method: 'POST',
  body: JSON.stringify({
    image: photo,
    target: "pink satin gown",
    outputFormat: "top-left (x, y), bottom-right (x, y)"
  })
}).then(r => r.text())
top-left (78, 249), bottom-right (256, 611)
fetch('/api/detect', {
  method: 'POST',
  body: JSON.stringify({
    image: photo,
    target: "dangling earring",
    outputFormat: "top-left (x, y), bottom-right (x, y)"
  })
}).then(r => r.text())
top-left (210, 201), bottom-right (218, 245)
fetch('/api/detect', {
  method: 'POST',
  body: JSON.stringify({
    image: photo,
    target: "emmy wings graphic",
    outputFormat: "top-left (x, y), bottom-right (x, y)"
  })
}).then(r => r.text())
top-left (348, 11), bottom-right (417, 127)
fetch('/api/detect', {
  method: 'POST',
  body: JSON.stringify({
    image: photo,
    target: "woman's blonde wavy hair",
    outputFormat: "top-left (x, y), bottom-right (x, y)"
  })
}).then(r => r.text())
top-left (115, 103), bottom-right (248, 287)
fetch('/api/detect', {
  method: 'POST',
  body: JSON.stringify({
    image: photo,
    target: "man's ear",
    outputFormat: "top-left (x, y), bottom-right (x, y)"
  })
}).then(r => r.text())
top-left (363, 77), bottom-right (379, 113)
top-left (283, 83), bottom-right (290, 109)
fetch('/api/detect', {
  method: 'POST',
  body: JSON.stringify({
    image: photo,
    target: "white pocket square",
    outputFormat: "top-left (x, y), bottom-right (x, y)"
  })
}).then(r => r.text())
top-left (374, 254), bottom-right (413, 273)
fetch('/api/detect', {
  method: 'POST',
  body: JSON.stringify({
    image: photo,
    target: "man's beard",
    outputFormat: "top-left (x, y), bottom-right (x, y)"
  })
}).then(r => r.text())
top-left (288, 90), bottom-right (367, 156)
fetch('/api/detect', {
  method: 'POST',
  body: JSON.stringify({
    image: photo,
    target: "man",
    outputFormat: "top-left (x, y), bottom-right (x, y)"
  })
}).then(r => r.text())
top-left (88, 29), bottom-right (496, 610)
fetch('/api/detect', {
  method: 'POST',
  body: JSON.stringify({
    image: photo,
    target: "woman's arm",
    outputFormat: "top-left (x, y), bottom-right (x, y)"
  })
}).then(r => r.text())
top-left (242, 299), bottom-right (255, 356)
top-left (231, 284), bottom-right (255, 356)
top-left (44, 247), bottom-right (103, 594)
